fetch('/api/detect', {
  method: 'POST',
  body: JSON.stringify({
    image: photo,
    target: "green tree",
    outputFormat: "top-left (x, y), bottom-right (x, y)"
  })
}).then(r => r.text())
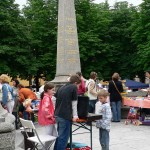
top-left (0, 0), bottom-right (144, 83)
top-left (0, 0), bottom-right (24, 76)
top-left (18, 0), bottom-right (58, 87)
top-left (75, 1), bottom-right (138, 80)
top-left (75, 0), bottom-right (111, 79)
top-left (105, 1), bottom-right (138, 79)
top-left (132, 0), bottom-right (150, 78)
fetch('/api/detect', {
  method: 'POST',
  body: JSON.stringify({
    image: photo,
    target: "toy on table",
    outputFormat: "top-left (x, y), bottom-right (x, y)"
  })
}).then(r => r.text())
top-left (23, 98), bottom-right (40, 113)
top-left (125, 107), bottom-right (140, 125)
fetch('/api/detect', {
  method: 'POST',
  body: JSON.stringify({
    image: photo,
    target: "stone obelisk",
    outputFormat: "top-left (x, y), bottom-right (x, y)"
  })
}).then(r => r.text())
top-left (52, 0), bottom-right (81, 83)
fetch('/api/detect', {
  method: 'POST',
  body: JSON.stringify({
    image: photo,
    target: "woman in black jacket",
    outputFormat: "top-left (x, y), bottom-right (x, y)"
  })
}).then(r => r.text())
top-left (108, 73), bottom-right (123, 122)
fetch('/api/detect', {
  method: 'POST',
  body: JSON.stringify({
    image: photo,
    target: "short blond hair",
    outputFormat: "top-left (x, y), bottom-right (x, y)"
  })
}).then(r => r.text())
top-left (0, 74), bottom-right (10, 83)
top-left (97, 89), bottom-right (109, 97)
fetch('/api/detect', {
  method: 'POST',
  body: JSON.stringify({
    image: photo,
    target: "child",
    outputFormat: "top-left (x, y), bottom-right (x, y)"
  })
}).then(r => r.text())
top-left (96, 89), bottom-right (112, 150)
top-left (38, 82), bottom-right (57, 149)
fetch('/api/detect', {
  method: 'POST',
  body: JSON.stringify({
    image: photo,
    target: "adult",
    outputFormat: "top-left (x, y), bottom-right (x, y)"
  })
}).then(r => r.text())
top-left (134, 75), bottom-right (140, 82)
top-left (39, 81), bottom-right (49, 94)
top-left (86, 71), bottom-right (98, 113)
top-left (17, 84), bottom-right (38, 120)
top-left (0, 74), bottom-right (14, 114)
top-left (53, 74), bottom-right (81, 150)
top-left (17, 84), bottom-right (38, 103)
top-left (0, 82), bottom-right (2, 102)
top-left (141, 71), bottom-right (150, 115)
top-left (108, 73), bottom-right (123, 122)
top-left (145, 70), bottom-right (150, 90)
top-left (12, 79), bottom-right (20, 129)
top-left (76, 71), bottom-right (86, 96)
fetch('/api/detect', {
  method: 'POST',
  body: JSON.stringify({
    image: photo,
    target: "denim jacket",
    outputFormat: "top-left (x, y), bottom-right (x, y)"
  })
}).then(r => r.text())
top-left (2, 83), bottom-right (14, 105)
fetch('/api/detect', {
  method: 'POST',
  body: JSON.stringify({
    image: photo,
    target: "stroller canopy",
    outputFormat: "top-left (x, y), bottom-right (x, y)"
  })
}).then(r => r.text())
top-left (125, 79), bottom-right (149, 89)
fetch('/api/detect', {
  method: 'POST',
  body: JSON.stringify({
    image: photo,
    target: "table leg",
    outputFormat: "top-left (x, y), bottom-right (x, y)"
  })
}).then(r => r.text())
top-left (70, 122), bottom-right (72, 150)
top-left (90, 122), bottom-right (92, 150)
top-left (140, 107), bottom-right (141, 117)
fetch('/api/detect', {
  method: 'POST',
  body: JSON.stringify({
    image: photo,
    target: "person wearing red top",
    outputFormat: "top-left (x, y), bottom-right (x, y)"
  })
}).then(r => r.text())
top-left (38, 82), bottom-right (57, 138)
top-left (76, 72), bottom-right (86, 96)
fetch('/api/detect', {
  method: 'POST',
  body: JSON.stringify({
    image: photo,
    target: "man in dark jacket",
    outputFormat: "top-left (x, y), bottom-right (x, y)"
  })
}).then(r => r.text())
top-left (54, 74), bottom-right (81, 150)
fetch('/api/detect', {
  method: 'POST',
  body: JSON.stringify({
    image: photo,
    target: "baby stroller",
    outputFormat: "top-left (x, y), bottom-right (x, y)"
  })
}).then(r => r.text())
top-left (125, 107), bottom-right (140, 125)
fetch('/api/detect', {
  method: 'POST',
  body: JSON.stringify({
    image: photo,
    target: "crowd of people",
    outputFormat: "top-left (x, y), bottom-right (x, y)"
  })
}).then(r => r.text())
top-left (0, 71), bottom-right (150, 150)
top-left (0, 74), bottom-right (39, 129)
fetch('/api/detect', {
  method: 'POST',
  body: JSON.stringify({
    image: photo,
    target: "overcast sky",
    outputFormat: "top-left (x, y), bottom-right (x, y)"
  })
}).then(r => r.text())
top-left (94, 0), bottom-right (143, 6)
top-left (15, 0), bottom-right (143, 9)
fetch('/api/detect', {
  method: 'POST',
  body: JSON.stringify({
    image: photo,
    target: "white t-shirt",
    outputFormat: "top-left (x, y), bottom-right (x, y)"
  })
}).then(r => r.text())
top-left (39, 85), bottom-right (44, 94)
top-left (95, 101), bottom-right (102, 115)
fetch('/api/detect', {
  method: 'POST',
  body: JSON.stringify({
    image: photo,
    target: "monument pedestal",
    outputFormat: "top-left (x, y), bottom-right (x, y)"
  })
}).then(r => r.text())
top-left (51, 75), bottom-right (69, 90)
top-left (0, 104), bottom-right (16, 150)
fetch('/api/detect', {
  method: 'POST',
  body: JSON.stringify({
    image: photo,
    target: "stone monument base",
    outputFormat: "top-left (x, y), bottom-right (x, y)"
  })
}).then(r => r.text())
top-left (0, 104), bottom-right (16, 150)
top-left (51, 75), bottom-right (69, 91)
top-left (51, 75), bottom-right (69, 83)
top-left (0, 130), bottom-right (15, 150)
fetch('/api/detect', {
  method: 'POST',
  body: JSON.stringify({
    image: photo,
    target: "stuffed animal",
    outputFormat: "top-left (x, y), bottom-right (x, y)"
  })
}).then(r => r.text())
top-left (23, 98), bottom-right (33, 113)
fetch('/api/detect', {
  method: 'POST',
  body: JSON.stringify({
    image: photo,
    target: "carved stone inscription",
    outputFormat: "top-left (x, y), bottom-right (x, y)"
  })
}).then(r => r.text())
top-left (56, 0), bottom-right (81, 76)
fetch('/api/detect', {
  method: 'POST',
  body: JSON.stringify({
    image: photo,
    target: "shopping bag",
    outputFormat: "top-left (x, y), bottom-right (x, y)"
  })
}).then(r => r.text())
top-left (66, 142), bottom-right (91, 150)
top-left (66, 146), bottom-right (91, 150)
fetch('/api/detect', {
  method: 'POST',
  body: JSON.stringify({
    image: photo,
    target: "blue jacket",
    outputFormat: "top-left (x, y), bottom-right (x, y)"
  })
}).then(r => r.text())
top-left (2, 83), bottom-right (14, 105)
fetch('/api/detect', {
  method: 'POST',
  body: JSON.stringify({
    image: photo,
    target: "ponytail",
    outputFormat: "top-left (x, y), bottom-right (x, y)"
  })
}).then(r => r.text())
top-left (40, 82), bottom-right (55, 100)
top-left (40, 91), bottom-right (44, 99)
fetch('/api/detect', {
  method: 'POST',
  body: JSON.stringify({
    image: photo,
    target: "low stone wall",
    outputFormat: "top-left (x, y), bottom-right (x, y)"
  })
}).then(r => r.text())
top-left (0, 104), bottom-right (16, 150)
top-left (0, 130), bottom-right (15, 150)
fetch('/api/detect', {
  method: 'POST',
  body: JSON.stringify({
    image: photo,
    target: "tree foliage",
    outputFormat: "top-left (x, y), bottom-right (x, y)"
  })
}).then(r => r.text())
top-left (132, 0), bottom-right (150, 77)
top-left (0, 0), bottom-right (24, 75)
top-left (0, 0), bottom-right (149, 84)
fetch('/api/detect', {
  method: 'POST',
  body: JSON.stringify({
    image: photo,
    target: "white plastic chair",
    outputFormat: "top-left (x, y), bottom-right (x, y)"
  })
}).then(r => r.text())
top-left (19, 118), bottom-right (57, 150)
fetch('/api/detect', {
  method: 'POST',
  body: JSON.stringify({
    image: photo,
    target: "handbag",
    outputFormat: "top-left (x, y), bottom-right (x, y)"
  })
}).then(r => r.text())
top-left (112, 81), bottom-right (124, 103)
top-left (5, 85), bottom-right (13, 102)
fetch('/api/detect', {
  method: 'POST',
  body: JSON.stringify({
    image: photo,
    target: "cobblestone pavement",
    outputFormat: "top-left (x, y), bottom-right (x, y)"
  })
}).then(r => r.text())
top-left (15, 120), bottom-right (150, 150)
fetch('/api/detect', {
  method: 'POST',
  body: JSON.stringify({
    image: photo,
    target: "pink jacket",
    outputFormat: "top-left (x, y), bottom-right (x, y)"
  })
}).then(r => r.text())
top-left (38, 93), bottom-right (55, 126)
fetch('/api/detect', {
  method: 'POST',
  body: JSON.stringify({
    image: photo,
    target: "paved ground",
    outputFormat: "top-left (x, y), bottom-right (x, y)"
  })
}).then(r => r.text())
top-left (15, 120), bottom-right (150, 150)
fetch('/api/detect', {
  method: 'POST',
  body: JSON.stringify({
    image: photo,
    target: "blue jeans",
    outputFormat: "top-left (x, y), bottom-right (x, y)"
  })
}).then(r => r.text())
top-left (54, 117), bottom-right (71, 150)
top-left (99, 128), bottom-right (109, 150)
top-left (111, 101), bottom-right (121, 121)
top-left (88, 99), bottom-right (97, 113)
